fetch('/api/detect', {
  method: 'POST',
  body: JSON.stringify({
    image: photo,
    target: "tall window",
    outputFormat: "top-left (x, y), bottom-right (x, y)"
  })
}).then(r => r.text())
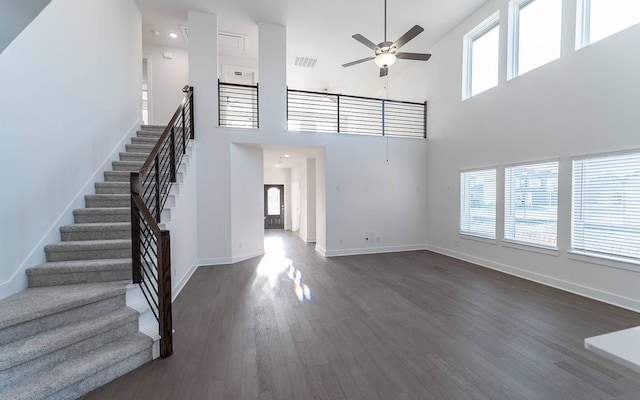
top-left (508, 0), bottom-right (562, 78)
top-left (461, 169), bottom-right (497, 239)
top-left (572, 152), bottom-right (640, 260)
top-left (463, 12), bottom-right (500, 99)
top-left (505, 161), bottom-right (559, 247)
top-left (577, 0), bottom-right (640, 49)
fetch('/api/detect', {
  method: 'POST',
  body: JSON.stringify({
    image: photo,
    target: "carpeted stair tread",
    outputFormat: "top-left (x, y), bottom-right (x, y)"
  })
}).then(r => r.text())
top-left (45, 239), bottom-right (131, 262)
top-left (0, 307), bottom-right (138, 372)
top-left (73, 207), bottom-right (130, 223)
top-left (95, 182), bottom-right (130, 194)
top-left (103, 171), bottom-right (132, 182)
top-left (0, 333), bottom-right (152, 400)
top-left (131, 137), bottom-right (159, 144)
top-left (85, 194), bottom-right (130, 208)
top-left (60, 222), bottom-right (130, 240)
top-left (27, 258), bottom-right (131, 275)
top-left (0, 282), bottom-right (128, 331)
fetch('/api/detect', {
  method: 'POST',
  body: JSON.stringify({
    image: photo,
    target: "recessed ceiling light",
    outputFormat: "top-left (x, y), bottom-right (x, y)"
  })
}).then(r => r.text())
top-left (276, 164), bottom-right (281, 167)
top-left (151, 30), bottom-right (159, 36)
top-left (168, 32), bottom-right (178, 39)
top-left (283, 154), bottom-right (291, 158)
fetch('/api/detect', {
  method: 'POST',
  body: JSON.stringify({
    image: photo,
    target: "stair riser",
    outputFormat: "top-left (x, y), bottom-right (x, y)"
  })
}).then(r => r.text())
top-left (85, 197), bottom-right (130, 208)
top-left (131, 137), bottom-right (158, 145)
top-left (61, 229), bottom-right (130, 242)
top-left (46, 247), bottom-right (131, 262)
top-left (0, 319), bottom-right (137, 388)
top-left (112, 162), bottom-right (143, 172)
top-left (136, 131), bottom-right (162, 138)
top-left (28, 267), bottom-right (131, 287)
top-left (48, 347), bottom-right (152, 400)
top-left (0, 295), bottom-right (125, 347)
top-left (74, 212), bottom-right (130, 224)
top-left (119, 153), bottom-right (148, 162)
top-left (104, 172), bottom-right (132, 183)
top-left (95, 184), bottom-right (129, 195)
top-left (125, 145), bottom-right (153, 153)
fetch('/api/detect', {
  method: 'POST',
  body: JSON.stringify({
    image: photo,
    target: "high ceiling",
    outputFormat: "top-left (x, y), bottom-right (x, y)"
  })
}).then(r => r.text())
top-left (134, 0), bottom-right (487, 100)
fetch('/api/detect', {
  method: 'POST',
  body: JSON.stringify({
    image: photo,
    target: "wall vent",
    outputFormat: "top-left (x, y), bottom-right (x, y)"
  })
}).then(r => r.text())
top-left (294, 56), bottom-right (318, 68)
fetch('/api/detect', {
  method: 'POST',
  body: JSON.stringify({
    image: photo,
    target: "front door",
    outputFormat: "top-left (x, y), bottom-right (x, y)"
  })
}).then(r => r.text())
top-left (264, 185), bottom-right (285, 229)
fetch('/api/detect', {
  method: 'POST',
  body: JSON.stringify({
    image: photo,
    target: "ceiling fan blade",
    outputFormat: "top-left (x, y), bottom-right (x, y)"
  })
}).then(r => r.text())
top-left (342, 56), bottom-right (375, 67)
top-left (392, 25), bottom-right (424, 49)
top-left (380, 67), bottom-right (388, 77)
top-left (352, 34), bottom-right (380, 51)
top-left (396, 52), bottom-right (432, 61)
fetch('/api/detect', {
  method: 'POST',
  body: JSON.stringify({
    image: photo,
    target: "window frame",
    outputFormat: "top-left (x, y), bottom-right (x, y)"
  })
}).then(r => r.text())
top-left (462, 11), bottom-right (501, 100)
top-left (570, 149), bottom-right (640, 269)
top-left (460, 167), bottom-right (498, 240)
top-left (507, 0), bottom-right (562, 80)
top-left (576, 0), bottom-right (640, 50)
top-left (503, 159), bottom-right (560, 250)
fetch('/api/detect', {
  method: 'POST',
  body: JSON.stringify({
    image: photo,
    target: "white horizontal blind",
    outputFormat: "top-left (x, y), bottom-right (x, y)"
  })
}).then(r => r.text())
top-left (572, 152), bottom-right (640, 259)
top-left (505, 161), bottom-right (559, 247)
top-left (460, 168), bottom-right (496, 239)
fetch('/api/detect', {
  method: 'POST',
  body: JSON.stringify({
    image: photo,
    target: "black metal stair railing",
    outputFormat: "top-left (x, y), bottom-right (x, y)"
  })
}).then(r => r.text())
top-left (287, 88), bottom-right (427, 138)
top-left (218, 80), bottom-right (259, 128)
top-left (130, 85), bottom-right (194, 358)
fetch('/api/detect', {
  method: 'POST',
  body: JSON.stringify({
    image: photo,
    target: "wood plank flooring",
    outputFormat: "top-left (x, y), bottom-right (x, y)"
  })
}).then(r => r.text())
top-left (84, 231), bottom-right (640, 399)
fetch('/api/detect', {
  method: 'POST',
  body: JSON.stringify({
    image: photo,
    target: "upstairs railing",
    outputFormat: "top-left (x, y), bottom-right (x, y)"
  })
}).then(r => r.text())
top-left (130, 85), bottom-right (194, 359)
top-left (287, 89), bottom-right (427, 138)
top-left (218, 80), bottom-right (259, 128)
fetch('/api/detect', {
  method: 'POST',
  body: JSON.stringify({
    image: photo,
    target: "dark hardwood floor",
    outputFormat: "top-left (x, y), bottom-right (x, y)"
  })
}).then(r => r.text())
top-left (85, 231), bottom-right (640, 399)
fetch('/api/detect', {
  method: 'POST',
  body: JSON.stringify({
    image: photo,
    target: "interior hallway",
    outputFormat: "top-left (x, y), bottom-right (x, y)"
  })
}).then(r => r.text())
top-left (85, 231), bottom-right (640, 399)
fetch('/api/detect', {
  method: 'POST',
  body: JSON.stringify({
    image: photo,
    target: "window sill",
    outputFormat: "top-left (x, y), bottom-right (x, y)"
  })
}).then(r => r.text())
top-left (502, 239), bottom-right (559, 256)
top-left (459, 233), bottom-right (497, 245)
top-left (567, 250), bottom-right (640, 273)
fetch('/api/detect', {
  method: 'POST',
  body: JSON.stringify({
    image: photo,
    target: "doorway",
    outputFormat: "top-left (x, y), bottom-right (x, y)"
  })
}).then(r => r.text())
top-left (264, 185), bottom-right (285, 229)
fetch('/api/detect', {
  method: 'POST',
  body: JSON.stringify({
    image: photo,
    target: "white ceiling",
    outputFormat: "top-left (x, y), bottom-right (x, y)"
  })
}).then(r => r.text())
top-left (134, 0), bottom-right (487, 99)
top-left (262, 145), bottom-right (324, 170)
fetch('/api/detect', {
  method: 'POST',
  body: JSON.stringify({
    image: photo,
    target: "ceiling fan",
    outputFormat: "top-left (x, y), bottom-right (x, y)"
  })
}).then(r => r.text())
top-left (342, 0), bottom-right (432, 77)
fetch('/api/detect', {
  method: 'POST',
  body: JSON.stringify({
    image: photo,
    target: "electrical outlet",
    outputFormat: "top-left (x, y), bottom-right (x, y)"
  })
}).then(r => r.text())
top-left (376, 237), bottom-right (380, 242)
top-left (455, 240), bottom-right (459, 247)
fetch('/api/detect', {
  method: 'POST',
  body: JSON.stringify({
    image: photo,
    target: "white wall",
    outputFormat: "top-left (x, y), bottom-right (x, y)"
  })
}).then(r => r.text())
top-left (424, 0), bottom-right (640, 310)
top-left (0, 0), bottom-right (141, 299)
top-left (189, 19), bottom-right (429, 266)
top-left (264, 167), bottom-right (291, 230)
top-left (230, 144), bottom-right (265, 262)
top-left (142, 43), bottom-right (189, 125)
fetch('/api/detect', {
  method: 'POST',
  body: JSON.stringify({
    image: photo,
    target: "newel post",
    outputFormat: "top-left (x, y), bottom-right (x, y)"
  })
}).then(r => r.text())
top-left (158, 230), bottom-right (173, 358)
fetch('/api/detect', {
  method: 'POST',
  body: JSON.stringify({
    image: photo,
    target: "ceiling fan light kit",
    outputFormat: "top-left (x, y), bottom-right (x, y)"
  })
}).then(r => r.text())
top-left (375, 52), bottom-right (396, 68)
top-left (342, 0), bottom-right (432, 77)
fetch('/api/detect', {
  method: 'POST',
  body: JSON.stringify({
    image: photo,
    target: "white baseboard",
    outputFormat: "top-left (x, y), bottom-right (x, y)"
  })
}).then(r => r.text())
top-left (0, 119), bottom-right (141, 300)
top-left (324, 244), bottom-right (427, 257)
top-left (198, 249), bottom-right (265, 267)
top-left (298, 232), bottom-right (316, 243)
top-left (315, 245), bottom-right (326, 257)
top-left (172, 260), bottom-right (199, 301)
top-left (426, 244), bottom-right (640, 313)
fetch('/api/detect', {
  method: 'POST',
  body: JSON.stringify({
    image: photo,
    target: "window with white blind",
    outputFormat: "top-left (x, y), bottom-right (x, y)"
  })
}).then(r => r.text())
top-left (572, 152), bottom-right (640, 261)
top-left (462, 12), bottom-right (500, 99)
top-left (460, 168), bottom-right (497, 239)
top-left (508, 0), bottom-right (562, 79)
top-left (505, 161), bottom-right (559, 248)
top-left (577, 0), bottom-right (640, 49)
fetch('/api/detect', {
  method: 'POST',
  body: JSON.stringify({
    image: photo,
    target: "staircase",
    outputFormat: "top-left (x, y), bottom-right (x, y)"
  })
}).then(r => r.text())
top-left (0, 125), bottom-right (174, 399)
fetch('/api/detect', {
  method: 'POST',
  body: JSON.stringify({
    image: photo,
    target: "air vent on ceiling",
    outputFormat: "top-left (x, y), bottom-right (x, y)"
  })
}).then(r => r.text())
top-left (294, 56), bottom-right (318, 68)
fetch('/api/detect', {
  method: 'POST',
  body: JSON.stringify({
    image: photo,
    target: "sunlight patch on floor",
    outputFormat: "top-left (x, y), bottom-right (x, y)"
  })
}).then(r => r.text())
top-left (256, 235), bottom-right (312, 301)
